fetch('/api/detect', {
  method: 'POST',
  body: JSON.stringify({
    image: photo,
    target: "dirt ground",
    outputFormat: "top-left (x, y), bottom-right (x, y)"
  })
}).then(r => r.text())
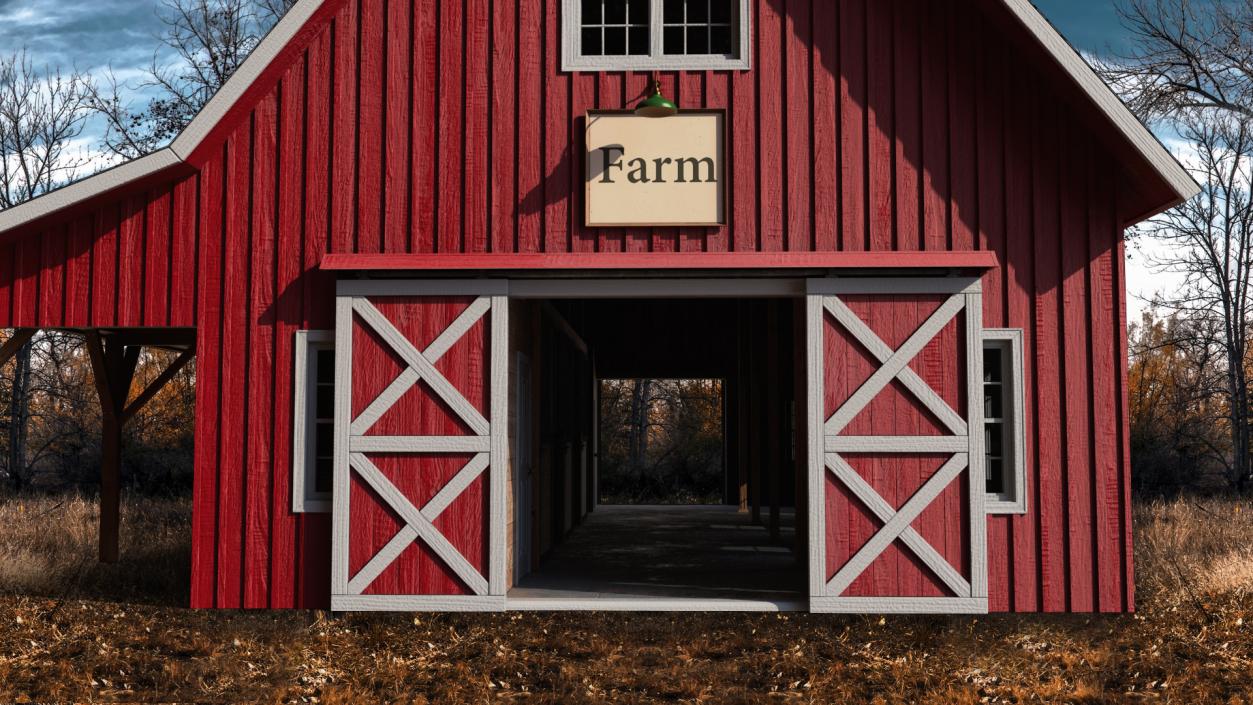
top-left (2, 495), bottom-right (1253, 704)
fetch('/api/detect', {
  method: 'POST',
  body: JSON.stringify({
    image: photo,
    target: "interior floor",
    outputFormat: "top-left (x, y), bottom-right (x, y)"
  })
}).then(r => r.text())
top-left (510, 505), bottom-right (802, 603)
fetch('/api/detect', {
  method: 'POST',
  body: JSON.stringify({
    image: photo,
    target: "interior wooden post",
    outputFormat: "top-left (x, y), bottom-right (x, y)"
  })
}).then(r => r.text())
top-left (794, 298), bottom-right (808, 562)
top-left (767, 302), bottom-right (782, 542)
top-left (736, 301), bottom-right (749, 513)
top-left (748, 301), bottom-right (763, 525)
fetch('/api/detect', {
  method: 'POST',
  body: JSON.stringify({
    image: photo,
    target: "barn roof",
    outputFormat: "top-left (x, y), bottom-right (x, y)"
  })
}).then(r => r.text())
top-left (0, 0), bottom-right (1200, 237)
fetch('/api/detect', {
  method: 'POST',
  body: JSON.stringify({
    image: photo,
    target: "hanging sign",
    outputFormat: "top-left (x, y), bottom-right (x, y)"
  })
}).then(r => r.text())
top-left (585, 110), bottom-right (726, 228)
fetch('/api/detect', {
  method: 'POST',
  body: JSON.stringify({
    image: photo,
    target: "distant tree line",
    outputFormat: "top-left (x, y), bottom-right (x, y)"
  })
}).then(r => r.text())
top-left (598, 379), bottom-right (724, 505)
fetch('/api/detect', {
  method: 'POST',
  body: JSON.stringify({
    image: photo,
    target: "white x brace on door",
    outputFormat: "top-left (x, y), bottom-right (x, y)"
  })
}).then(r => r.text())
top-left (331, 280), bottom-right (508, 611)
top-left (806, 277), bottom-right (987, 614)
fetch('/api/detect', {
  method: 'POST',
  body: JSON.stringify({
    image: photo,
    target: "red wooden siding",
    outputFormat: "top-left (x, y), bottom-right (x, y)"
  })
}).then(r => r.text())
top-left (0, 0), bottom-right (1135, 611)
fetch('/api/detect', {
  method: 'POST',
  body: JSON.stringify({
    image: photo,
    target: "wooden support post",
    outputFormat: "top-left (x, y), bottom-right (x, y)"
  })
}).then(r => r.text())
top-left (84, 331), bottom-right (195, 564)
top-left (767, 302), bottom-right (782, 542)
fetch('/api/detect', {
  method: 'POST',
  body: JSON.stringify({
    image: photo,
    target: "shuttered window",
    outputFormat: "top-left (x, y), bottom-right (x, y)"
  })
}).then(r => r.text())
top-left (292, 330), bottom-right (335, 513)
top-left (983, 330), bottom-right (1027, 514)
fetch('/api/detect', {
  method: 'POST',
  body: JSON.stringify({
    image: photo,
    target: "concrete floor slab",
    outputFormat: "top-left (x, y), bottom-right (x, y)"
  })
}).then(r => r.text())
top-left (509, 505), bottom-right (803, 606)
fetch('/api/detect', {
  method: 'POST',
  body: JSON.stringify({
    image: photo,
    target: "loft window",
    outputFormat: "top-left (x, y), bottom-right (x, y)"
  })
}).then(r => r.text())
top-left (983, 330), bottom-right (1027, 515)
top-left (563, 0), bottom-right (751, 71)
top-left (292, 330), bottom-right (335, 513)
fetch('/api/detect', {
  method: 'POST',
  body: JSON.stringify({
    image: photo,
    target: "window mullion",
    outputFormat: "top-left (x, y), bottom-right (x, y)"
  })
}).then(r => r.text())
top-left (651, 0), bottom-right (665, 61)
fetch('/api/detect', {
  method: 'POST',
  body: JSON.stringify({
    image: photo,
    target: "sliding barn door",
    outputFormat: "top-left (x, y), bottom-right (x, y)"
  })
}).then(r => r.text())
top-left (331, 281), bottom-right (507, 611)
top-left (806, 278), bottom-right (987, 614)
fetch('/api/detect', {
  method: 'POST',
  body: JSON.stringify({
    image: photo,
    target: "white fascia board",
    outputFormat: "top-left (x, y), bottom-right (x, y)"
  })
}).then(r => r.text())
top-left (1000, 0), bottom-right (1200, 208)
top-left (170, 0), bottom-right (329, 159)
top-left (0, 149), bottom-right (182, 234)
top-left (0, 0), bottom-right (328, 237)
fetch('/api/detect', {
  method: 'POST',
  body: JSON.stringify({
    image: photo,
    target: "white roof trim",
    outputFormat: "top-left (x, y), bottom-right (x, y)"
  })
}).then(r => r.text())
top-left (0, 0), bottom-right (1198, 236)
top-left (169, 0), bottom-right (329, 158)
top-left (0, 0), bottom-right (330, 235)
top-left (1001, 0), bottom-right (1200, 204)
top-left (0, 148), bottom-right (182, 234)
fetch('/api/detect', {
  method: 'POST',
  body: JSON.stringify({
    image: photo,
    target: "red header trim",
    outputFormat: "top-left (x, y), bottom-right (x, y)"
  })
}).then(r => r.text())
top-left (321, 251), bottom-right (1000, 272)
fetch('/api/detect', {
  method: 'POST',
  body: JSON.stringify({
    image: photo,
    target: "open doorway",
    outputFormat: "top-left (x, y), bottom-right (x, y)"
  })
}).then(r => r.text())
top-left (598, 378), bottom-right (724, 505)
top-left (508, 296), bottom-right (804, 608)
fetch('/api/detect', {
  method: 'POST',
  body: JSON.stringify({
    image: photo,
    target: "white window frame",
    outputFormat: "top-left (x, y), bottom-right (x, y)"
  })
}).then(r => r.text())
top-left (292, 330), bottom-right (334, 513)
top-left (983, 329), bottom-right (1027, 515)
top-left (562, 0), bottom-right (752, 72)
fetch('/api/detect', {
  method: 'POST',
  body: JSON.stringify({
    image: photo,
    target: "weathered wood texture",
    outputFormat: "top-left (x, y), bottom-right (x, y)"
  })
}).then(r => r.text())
top-left (0, 0), bottom-right (1133, 611)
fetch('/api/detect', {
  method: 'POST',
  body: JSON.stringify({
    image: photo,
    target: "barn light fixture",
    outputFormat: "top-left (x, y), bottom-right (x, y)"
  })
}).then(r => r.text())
top-left (635, 79), bottom-right (678, 118)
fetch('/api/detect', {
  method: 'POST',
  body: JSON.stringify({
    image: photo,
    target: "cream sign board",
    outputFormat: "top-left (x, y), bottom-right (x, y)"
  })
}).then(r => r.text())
top-left (585, 111), bottom-right (726, 227)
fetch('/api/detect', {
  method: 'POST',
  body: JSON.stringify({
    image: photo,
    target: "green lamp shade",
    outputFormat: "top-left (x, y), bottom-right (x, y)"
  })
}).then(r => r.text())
top-left (635, 81), bottom-right (678, 118)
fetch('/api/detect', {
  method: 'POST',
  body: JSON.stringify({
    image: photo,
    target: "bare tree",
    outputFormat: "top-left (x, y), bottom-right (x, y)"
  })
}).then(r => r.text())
top-left (90, 0), bottom-right (297, 159)
top-left (1102, 0), bottom-right (1253, 122)
top-left (0, 53), bottom-right (93, 493)
top-left (0, 50), bottom-right (93, 209)
top-left (1137, 112), bottom-right (1253, 487)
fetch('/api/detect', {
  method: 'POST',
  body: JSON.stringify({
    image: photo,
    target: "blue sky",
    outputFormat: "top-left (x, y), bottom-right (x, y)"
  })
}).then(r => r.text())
top-left (1034, 0), bottom-right (1132, 56)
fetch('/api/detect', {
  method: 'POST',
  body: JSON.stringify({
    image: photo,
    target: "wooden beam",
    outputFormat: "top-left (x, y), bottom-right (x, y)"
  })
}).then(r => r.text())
top-left (121, 346), bottom-right (194, 423)
top-left (321, 250), bottom-right (1002, 272)
top-left (97, 328), bottom-right (196, 348)
top-left (541, 302), bottom-right (589, 356)
top-left (0, 329), bottom-right (36, 368)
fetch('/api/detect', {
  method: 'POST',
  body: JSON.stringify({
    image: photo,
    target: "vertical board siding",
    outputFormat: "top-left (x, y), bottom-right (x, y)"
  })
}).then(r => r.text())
top-left (0, 0), bottom-right (1140, 611)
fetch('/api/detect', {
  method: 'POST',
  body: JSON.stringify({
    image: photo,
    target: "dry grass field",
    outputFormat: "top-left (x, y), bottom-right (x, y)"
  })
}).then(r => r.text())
top-left (2, 495), bottom-right (1253, 703)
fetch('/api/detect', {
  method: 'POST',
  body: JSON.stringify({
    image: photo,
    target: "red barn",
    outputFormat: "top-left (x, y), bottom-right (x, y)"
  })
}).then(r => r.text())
top-left (0, 0), bottom-right (1196, 612)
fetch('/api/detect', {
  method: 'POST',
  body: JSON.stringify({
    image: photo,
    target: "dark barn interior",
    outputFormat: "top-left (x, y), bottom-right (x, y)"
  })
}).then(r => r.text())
top-left (507, 297), bottom-right (805, 605)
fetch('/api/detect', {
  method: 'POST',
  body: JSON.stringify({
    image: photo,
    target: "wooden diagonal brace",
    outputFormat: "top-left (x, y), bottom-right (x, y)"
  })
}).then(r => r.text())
top-left (121, 346), bottom-right (194, 424)
top-left (0, 329), bottom-right (36, 368)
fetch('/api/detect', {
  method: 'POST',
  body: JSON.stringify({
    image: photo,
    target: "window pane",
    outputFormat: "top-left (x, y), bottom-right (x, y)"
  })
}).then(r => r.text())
top-left (985, 422), bottom-right (1004, 458)
top-left (316, 384), bottom-right (334, 417)
top-left (687, 25), bottom-right (709, 54)
top-left (316, 349), bottom-right (335, 383)
top-left (315, 457), bottom-right (333, 494)
top-left (710, 25), bottom-right (732, 54)
top-left (582, 0), bottom-right (602, 24)
top-left (582, 27), bottom-right (603, 55)
top-left (604, 26), bottom-right (627, 54)
top-left (663, 0), bottom-right (684, 23)
top-left (983, 347), bottom-right (1002, 383)
top-left (664, 25), bottom-right (685, 54)
top-left (985, 458), bottom-right (1004, 495)
top-left (686, 0), bottom-right (708, 23)
top-left (605, 0), bottom-right (627, 24)
top-left (628, 0), bottom-right (648, 22)
top-left (985, 386), bottom-right (1003, 420)
top-left (710, 0), bottom-right (732, 23)
top-left (629, 26), bottom-right (650, 55)
top-left (315, 421), bottom-right (334, 457)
